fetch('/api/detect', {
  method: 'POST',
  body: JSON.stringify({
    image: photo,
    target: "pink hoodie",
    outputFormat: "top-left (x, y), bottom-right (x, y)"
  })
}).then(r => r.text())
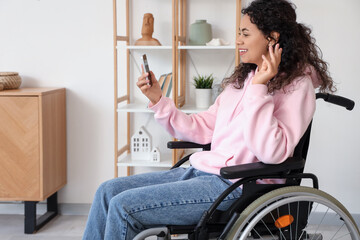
top-left (150, 68), bottom-right (318, 183)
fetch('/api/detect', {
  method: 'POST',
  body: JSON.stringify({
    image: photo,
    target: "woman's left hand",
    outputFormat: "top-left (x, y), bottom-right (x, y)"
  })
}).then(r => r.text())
top-left (252, 43), bottom-right (282, 85)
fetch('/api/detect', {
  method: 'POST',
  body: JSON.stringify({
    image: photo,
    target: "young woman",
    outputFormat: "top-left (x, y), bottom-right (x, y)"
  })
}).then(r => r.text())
top-left (83, 0), bottom-right (335, 239)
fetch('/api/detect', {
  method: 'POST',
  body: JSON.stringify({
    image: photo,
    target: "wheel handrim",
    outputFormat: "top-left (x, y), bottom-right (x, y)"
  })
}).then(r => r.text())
top-left (225, 187), bottom-right (360, 240)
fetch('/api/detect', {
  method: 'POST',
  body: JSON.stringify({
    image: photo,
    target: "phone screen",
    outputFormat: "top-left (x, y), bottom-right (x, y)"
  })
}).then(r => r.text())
top-left (142, 54), bottom-right (152, 86)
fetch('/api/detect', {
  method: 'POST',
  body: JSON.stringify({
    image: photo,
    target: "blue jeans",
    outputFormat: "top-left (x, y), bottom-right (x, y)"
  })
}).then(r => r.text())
top-left (82, 167), bottom-right (242, 240)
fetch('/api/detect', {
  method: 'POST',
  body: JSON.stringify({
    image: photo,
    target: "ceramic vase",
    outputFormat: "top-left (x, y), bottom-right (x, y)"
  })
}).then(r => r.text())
top-left (195, 88), bottom-right (212, 108)
top-left (189, 20), bottom-right (212, 45)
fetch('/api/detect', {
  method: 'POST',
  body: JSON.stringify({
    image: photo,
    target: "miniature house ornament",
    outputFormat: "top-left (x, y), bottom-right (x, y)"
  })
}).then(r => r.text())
top-left (151, 147), bottom-right (161, 162)
top-left (131, 126), bottom-right (152, 161)
top-left (135, 13), bottom-right (161, 46)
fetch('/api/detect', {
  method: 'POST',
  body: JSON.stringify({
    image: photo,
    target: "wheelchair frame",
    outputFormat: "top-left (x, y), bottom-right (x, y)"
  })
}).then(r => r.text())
top-left (133, 93), bottom-right (359, 240)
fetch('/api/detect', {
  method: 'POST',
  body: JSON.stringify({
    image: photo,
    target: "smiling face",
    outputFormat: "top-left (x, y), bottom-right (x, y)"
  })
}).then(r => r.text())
top-left (237, 14), bottom-right (270, 67)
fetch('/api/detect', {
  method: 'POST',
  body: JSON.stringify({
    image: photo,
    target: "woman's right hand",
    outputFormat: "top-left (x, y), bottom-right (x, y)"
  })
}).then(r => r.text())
top-left (137, 65), bottom-right (162, 105)
top-left (252, 43), bottom-right (282, 85)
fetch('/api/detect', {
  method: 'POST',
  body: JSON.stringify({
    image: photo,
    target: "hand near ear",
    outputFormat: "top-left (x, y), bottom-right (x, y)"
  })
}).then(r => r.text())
top-left (252, 43), bottom-right (282, 85)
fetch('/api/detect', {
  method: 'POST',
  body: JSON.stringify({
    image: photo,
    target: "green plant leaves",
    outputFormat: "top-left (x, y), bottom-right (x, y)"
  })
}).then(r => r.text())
top-left (193, 74), bottom-right (214, 89)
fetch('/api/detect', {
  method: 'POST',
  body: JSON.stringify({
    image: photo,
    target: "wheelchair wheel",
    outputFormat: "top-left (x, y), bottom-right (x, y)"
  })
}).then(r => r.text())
top-left (225, 186), bottom-right (360, 240)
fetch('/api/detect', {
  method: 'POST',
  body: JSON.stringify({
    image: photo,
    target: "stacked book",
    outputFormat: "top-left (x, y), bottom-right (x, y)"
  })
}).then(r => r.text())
top-left (157, 73), bottom-right (172, 98)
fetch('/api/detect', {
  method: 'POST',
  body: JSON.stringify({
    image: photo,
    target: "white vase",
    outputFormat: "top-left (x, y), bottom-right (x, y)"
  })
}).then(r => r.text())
top-left (195, 88), bottom-right (212, 109)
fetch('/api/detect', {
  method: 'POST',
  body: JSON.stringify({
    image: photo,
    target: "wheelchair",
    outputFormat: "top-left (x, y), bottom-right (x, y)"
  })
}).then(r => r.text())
top-left (134, 93), bottom-right (360, 240)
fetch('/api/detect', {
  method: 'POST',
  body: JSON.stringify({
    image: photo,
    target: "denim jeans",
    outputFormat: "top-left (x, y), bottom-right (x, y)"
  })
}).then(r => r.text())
top-left (82, 167), bottom-right (242, 240)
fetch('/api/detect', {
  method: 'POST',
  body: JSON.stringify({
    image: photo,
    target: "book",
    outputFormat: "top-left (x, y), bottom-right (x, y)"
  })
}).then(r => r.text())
top-left (158, 74), bottom-right (166, 91)
top-left (146, 73), bottom-right (172, 108)
top-left (162, 73), bottom-right (173, 98)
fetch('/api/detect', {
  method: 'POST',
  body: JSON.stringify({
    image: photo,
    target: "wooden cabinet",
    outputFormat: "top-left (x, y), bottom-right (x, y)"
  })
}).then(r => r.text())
top-left (0, 87), bottom-right (66, 233)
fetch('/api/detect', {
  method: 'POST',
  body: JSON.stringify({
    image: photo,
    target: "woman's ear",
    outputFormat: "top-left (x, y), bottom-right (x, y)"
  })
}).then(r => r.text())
top-left (268, 31), bottom-right (280, 46)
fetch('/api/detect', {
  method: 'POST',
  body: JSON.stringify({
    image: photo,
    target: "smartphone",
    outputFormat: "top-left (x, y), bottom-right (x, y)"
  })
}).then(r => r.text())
top-left (142, 54), bottom-right (152, 86)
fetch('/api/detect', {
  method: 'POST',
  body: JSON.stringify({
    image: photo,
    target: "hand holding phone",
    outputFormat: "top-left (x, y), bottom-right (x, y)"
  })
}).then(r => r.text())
top-left (137, 54), bottom-right (163, 105)
top-left (142, 54), bottom-right (152, 86)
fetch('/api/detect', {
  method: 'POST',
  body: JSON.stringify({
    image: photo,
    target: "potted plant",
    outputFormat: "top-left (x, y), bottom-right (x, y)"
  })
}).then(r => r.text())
top-left (193, 74), bottom-right (214, 108)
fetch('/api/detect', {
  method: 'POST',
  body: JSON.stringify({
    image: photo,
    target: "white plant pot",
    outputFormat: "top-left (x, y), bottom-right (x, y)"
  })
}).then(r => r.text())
top-left (195, 88), bottom-right (212, 109)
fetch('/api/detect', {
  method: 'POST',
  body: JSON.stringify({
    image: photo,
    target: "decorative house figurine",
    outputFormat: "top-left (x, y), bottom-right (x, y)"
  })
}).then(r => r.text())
top-left (151, 147), bottom-right (161, 162)
top-left (131, 126), bottom-right (152, 161)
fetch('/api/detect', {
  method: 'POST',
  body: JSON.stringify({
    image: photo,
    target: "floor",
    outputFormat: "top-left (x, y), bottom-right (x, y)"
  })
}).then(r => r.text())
top-left (0, 215), bottom-right (165, 240)
top-left (0, 215), bottom-right (87, 240)
top-left (0, 214), bottom-right (357, 240)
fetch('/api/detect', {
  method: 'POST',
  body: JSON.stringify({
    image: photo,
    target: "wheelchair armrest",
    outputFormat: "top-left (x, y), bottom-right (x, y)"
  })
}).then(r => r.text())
top-left (220, 156), bottom-right (305, 179)
top-left (167, 141), bottom-right (211, 151)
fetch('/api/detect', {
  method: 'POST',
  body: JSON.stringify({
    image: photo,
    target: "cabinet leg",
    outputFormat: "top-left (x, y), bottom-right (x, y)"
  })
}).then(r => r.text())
top-left (24, 201), bottom-right (37, 234)
top-left (24, 192), bottom-right (58, 234)
top-left (47, 192), bottom-right (58, 213)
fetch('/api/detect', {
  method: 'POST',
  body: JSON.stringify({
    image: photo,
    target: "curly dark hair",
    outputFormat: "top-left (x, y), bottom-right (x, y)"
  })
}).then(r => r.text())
top-left (223, 0), bottom-right (336, 93)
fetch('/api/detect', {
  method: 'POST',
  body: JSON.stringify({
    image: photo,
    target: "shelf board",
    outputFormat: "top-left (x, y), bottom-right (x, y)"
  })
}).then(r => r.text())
top-left (178, 45), bottom-right (235, 50)
top-left (117, 103), bottom-right (152, 113)
top-left (118, 153), bottom-right (190, 168)
top-left (117, 103), bottom-right (207, 114)
top-left (121, 45), bottom-right (173, 50)
top-left (117, 45), bottom-right (235, 50)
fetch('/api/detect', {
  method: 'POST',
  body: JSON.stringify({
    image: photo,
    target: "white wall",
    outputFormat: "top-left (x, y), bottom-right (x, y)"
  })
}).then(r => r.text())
top-left (0, 0), bottom-right (114, 204)
top-left (292, 0), bottom-right (360, 214)
top-left (0, 0), bottom-right (359, 214)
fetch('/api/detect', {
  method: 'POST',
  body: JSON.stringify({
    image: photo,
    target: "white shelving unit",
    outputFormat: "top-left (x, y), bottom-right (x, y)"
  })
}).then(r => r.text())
top-left (117, 103), bottom-right (153, 113)
top-left (125, 45), bottom-right (172, 50)
top-left (178, 45), bottom-right (235, 50)
top-left (117, 153), bottom-right (190, 168)
top-left (121, 45), bottom-right (235, 50)
top-left (113, 0), bottom-right (241, 177)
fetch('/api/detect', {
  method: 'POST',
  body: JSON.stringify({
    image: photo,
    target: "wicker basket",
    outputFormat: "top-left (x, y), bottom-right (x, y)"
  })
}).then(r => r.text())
top-left (0, 72), bottom-right (22, 91)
